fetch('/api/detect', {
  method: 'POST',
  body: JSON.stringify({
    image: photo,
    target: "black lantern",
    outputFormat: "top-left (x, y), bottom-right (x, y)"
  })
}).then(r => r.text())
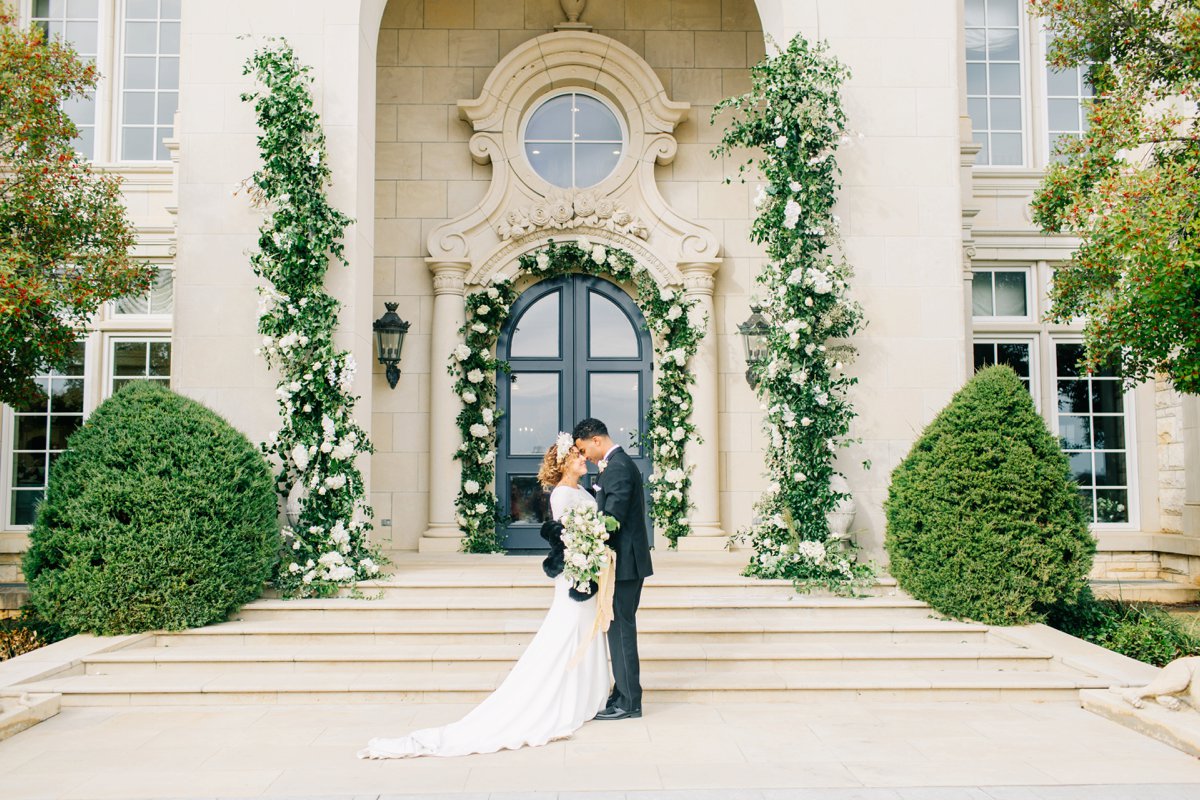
top-left (737, 306), bottom-right (770, 389)
top-left (373, 302), bottom-right (410, 389)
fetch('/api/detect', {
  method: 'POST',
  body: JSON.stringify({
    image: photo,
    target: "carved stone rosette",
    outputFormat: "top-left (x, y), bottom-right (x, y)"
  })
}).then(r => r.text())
top-left (497, 191), bottom-right (650, 241)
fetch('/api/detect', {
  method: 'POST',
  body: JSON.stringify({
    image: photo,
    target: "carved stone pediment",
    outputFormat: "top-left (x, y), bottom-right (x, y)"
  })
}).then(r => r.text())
top-left (425, 30), bottom-right (719, 285)
top-left (497, 191), bottom-right (648, 241)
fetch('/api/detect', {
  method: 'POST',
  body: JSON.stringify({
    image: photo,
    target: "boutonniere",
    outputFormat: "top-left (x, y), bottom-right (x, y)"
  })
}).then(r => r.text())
top-left (592, 483), bottom-right (601, 493)
top-left (598, 459), bottom-right (608, 473)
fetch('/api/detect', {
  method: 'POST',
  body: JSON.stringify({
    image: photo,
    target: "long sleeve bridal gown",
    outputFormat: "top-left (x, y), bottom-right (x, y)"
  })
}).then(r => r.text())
top-left (357, 484), bottom-right (610, 759)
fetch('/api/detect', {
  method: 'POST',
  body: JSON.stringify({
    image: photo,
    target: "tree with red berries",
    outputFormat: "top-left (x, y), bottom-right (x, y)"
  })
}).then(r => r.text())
top-left (1028, 1), bottom-right (1200, 392)
top-left (0, 10), bottom-right (153, 407)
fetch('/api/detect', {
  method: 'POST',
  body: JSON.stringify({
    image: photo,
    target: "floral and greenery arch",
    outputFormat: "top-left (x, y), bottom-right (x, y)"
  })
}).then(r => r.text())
top-left (450, 238), bottom-right (704, 553)
top-left (241, 41), bottom-right (383, 597)
top-left (713, 35), bottom-right (874, 592)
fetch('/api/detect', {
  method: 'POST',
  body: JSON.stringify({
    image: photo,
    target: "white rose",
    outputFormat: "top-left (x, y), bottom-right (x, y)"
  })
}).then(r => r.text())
top-left (591, 245), bottom-right (607, 265)
top-left (671, 427), bottom-right (686, 441)
top-left (536, 253), bottom-right (550, 269)
top-left (667, 305), bottom-right (682, 321)
top-left (471, 322), bottom-right (487, 333)
top-left (801, 417), bottom-right (812, 426)
top-left (453, 344), bottom-right (472, 361)
top-left (462, 390), bottom-right (477, 403)
top-left (469, 423), bottom-right (489, 438)
top-left (783, 199), bottom-right (801, 230)
top-left (482, 408), bottom-right (494, 424)
top-left (775, 135), bottom-right (788, 148)
top-left (477, 305), bottom-right (489, 316)
top-left (467, 369), bottom-right (484, 384)
top-left (291, 445), bottom-right (309, 470)
top-left (487, 287), bottom-right (499, 300)
top-left (660, 288), bottom-right (675, 302)
top-left (464, 480), bottom-right (480, 494)
top-left (482, 451), bottom-right (495, 465)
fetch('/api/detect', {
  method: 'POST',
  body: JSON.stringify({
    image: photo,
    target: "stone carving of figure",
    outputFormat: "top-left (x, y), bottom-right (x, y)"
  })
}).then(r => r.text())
top-left (1113, 656), bottom-right (1200, 711)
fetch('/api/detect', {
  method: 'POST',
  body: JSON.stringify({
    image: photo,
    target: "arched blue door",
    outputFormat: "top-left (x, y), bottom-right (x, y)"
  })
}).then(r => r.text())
top-left (496, 273), bottom-right (653, 551)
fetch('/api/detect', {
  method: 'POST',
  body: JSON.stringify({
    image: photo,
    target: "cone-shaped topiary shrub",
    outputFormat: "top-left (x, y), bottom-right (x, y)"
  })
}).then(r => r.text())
top-left (23, 381), bottom-right (278, 635)
top-left (885, 365), bottom-right (1095, 625)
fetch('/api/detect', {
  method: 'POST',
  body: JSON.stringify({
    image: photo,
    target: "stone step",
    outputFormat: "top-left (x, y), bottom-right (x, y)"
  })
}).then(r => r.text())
top-left (154, 618), bottom-right (991, 647)
top-left (19, 667), bottom-right (1108, 706)
top-left (229, 596), bottom-right (933, 624)
top-left (1091, 580), bottom-right (1200, 604)
top-left (304, 577), bottom-right (902, 602)
top-left (81, 641), bottom-right (1057, 677)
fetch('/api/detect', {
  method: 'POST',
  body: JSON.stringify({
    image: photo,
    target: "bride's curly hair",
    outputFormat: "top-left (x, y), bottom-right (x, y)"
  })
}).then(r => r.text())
top-left (537, 444), bottom-right (567, 489)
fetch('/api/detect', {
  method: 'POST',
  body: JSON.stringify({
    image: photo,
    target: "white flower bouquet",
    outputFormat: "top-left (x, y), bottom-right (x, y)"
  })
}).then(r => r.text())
top-left (558, 504), bottom-right (618, 595)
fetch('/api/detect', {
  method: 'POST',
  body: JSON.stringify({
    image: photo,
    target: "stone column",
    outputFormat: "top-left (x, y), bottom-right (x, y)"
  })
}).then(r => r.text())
top-left (420, 260), bottom-right (469, 551)
top-left (677, 261), bottom-right (725, 548)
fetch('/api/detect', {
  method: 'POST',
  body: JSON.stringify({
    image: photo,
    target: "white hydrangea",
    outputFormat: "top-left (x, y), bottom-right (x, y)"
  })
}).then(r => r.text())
top-left (783, 199), bottom-right (801, 230)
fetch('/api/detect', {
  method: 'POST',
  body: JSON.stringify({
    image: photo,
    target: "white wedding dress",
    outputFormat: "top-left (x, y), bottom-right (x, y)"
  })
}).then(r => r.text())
top-left (357, 484), bottom-right (610, 759)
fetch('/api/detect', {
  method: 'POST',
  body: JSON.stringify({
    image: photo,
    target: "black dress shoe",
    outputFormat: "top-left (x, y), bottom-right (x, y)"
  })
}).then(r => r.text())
top-left (594, 705), bottom-right (642, 721)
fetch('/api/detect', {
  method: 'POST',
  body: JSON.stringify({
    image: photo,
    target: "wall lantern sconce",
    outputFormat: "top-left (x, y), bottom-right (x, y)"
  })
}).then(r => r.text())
top-left (373, 302), bottom-right (410, 389)
top-left (737, 306), bottom-right (770, 390)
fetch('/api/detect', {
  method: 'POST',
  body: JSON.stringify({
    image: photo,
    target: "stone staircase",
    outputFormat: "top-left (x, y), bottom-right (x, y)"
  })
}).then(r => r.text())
top-left (12, 553), bottom-right (1118, 707)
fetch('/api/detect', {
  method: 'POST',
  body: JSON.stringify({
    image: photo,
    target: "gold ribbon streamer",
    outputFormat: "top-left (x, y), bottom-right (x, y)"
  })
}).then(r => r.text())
top-left (566, 548), bottom-right (616, 670)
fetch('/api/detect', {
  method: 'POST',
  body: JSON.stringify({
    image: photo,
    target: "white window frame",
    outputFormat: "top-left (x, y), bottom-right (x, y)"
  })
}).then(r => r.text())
top-left (104, 334), bottom-right (172, 398)
top-left (971, 265), bottom-right (1035, 322)
top-left (965, 0), bottom-right (1031, 168)
top-left (113, 0), bottom-right (180, 164)
top-left (1038, 28), bottom-right (1093, 165)
top-left (519, 88), bottom-right (628, 190)
top-left (0, 337), bottom-right (99, 530)
top-left (22, 0), bottom-right (178, 165)
top-left (971, 335), bottom-right (1040, 411)
top-left (1049, 335), bottom-right (1139, 531)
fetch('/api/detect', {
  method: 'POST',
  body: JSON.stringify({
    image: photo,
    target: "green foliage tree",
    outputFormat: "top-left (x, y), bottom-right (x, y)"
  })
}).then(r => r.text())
top-left (885, 366), bottom-right (1095, 625)
top-left (23, 382), bottom-right (279, 635)
top-left (1028, 0), bottom-right (1200, 392)
top-left (0, 11), bottom-right (154, 407)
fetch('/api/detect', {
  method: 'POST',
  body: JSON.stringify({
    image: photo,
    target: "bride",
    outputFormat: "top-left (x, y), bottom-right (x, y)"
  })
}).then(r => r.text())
top-left (357, 433), bottom-right (611, 759)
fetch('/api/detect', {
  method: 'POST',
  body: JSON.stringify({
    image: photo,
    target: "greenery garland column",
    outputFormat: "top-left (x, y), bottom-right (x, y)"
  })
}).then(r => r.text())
top-left (713, 36), bottom-right (874, 591)
top-left (242, 41), bottom-right (383, 597)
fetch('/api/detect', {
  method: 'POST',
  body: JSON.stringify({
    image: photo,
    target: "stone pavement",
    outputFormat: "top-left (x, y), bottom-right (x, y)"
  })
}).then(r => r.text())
top-left (2, 701), bottom-right (1199, 799)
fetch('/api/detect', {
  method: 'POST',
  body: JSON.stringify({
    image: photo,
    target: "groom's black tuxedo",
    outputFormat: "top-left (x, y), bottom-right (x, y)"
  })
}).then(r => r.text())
top-left (595, 447), bottom-right (653, 581)
top-left (595, 446), bottom-right (651, 712)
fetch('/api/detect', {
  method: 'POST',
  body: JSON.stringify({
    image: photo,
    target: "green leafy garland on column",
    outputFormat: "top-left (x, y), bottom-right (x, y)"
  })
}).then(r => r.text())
top-left (241, 41), bottom-right (383, 597)
top-left (451, 238), bottom-right (704, 552)
top-left (713, 35), bottom-right (874, 592)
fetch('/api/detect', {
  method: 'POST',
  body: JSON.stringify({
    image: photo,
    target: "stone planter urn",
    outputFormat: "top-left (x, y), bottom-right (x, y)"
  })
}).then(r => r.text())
top-left (826, 474), bottom-right (856, 542)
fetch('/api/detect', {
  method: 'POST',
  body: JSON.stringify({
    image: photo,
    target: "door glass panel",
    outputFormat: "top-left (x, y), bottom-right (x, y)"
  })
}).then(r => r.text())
top-left (509, 290), bottom-right (560, 358)
top-left (589, 373), bottom-right (640, 455)
top-left (509, 475), bottom-right (551, 524)
top-left (589, 291), bottom-right (639, 358)
top-left (507, 372), bottom-right (559, 456)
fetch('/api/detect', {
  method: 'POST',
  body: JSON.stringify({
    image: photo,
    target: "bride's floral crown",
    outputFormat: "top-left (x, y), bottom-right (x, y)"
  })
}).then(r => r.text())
top-left (555, 431), bottom-right (573, 464)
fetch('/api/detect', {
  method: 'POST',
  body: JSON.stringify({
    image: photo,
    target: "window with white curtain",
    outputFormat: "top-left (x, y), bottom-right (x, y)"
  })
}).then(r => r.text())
top-left (965, 0), bottom-right (1025, 166)
top-left (119, 0), bottom-right (179, 161)
top-left (1045, 42), bottom-right (1093, 160)
top-left (971, 268), bottom-right (1031, 319)
top-left (31, 0), bottom-right (101, 160)
top-left (113, 264), bottom-right (174, 315)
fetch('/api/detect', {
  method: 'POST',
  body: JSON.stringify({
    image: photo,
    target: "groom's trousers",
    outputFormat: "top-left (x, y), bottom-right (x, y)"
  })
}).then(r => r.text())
top-left (608, 577), bottom-right (644, 710)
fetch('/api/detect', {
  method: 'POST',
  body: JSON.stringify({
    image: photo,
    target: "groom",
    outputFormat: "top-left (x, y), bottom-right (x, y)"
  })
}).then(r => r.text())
top-left (573, 417), bottom-right (653, 720)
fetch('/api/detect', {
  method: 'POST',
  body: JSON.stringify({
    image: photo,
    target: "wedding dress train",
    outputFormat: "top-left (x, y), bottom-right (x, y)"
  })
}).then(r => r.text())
top-left (358, 485), bottom-right (609, 759)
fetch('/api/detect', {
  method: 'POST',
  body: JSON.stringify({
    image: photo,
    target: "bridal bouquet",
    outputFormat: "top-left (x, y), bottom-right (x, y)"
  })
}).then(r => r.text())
top-left (558, 505), bottom-right (618, 595)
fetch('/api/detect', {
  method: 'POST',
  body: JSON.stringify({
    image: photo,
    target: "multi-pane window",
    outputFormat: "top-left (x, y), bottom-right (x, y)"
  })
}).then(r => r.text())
top-left (32, 0), bottom-right (101, 159)
top-left (120, 0), bottom-right (180, 161)
top-left (965, 0), bottom-right (1024, 166)
top-left (114, 265), bottom-right (174, 314)
top-left (1054, 341), bottom-right (1131, 524)
top-left (523, 92), bottom-right (625, 189)
top-left (972, 268), bottom-right (1030, 318)
top-left (1045, 48), bottom-right (1093, 159)
top-left (973, 340), bottom-right (1034, 396)
top-left (109, 338), bottom-right (171, 395)
top-left (8, 343), bottom-right (86, 526)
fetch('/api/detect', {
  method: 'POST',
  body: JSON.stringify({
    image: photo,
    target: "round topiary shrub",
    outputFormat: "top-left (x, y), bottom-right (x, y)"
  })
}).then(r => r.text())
top-left (884, 365), bottom-right (1095, 625)
top-left (23, 381), bottom-right (279, 635)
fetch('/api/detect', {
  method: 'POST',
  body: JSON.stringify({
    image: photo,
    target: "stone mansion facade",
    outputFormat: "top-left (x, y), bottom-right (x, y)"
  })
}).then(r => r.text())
top-left (1, 0), bottom-right (1197, 589)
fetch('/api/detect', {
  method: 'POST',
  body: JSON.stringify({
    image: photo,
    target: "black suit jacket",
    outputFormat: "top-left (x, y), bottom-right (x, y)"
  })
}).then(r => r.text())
top-left (595, 447), bottom-right (653, 581)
